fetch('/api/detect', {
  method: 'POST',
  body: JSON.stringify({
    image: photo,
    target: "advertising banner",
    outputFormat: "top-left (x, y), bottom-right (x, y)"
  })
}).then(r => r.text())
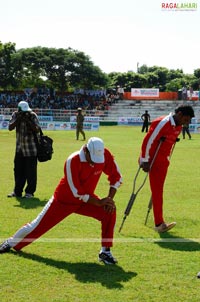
top-left (131, 88), bottom-right (159, 97)
top-left (70, 116), bottom-right (100, 123)
top-left (118, 117), bottom-right (143, 125)
top-left (0, 120), bottom-right (9, 129)
top-left (189, 124), bottom-right (200, 133)
top-left (38, 116), bottom-right (53, 122)
top-left (0, 115), bottom-right (100, 131)
top-left (187, 91), bottom-right (200, 98)
top-left (69, 122), bottom-right (99, 131)
top-left (39, 121), bottom-right (99, 131)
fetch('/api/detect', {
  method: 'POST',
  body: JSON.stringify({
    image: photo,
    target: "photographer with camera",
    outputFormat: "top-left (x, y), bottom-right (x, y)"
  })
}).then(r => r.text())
top-left (7, 101), bottom-right (40, 199)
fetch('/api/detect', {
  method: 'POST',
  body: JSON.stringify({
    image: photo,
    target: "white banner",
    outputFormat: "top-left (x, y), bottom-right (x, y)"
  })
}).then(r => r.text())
top-left (38, 116), bottom-right (53, 122)
top-left (70, 116), bottom-right (100, 123)
top-left (0, 117), bottom-right (99, 131)
top-left (189, 124), bottom-right (200, 133)
top-left (131, 88), bottom-right (159, 97)
top-left (39, 121), bottom-right (99, 131)
top-left (0, 120), bottom-right (9, 129)
top-left (118, 117), bottom-right (143, 125)
top-left (187, 91), bottom-right (200, 98)
top-left (70, 122), bottom-right (99, 131)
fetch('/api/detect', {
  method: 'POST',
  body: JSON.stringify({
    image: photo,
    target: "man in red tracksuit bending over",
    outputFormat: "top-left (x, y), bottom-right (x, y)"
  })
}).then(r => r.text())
top-left (139, 105), bottom-right (194, 233)
top-left (0, 137), bottom-right (122, 264)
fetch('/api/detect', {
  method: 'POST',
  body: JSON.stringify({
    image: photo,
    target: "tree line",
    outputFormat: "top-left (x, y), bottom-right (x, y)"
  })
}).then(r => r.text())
top-left (1, 41), bottom-right (200, 94)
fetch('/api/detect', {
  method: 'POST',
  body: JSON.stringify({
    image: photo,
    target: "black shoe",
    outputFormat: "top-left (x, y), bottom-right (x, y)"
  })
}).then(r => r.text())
top-left (0, 241), bottom-right (11, 253)
top-left (99, 251), bottom-right (118, 265)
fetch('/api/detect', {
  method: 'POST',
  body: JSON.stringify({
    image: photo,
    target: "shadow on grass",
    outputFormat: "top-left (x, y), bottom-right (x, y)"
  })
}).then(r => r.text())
top-left (14, 197), bottom-right (47, 209)
top-left (155, 232), bottom-right (200, 252)
top-left (11, 250), bottom-right (137, 289)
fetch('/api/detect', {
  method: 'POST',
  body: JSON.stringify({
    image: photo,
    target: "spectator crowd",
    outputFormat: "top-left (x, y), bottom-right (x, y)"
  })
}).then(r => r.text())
top-left (0, 88), bottom-right (122, 111)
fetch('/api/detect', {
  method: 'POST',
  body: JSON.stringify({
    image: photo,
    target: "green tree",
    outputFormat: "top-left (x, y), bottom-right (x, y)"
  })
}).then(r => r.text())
top-left (1, 42), bottom-right (200, 93)
top-left (16, 47), bottom-right (108, 93)
top-left (167, 69), bottom-right (184, 81)
top-left (165, 78), bottom-right (184, 92)
top-left (107, 71), bottom-right (148, 91)
top-left (146, 72), bottom-right (159, 87)
top-left (16, 47), bottom-right (46, 88)
top-left (69, 50), bottom-right (108, 89)
top-left (0, 41), bottom-right (19, 89)
top-left (138, 64), bottom-right (148, 74)
top-left (194, 68), bottom-right (200, 79)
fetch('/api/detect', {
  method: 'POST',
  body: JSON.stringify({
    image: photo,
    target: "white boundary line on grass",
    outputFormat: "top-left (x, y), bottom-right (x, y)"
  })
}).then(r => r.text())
top-left (1, 238), bottom-right (200, 243)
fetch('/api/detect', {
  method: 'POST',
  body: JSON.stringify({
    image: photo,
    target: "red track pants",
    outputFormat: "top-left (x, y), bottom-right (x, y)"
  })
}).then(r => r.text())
top-left (149, 158), bottom-right (169, 225)
top-left (8, 196), bottom-right (116, 251)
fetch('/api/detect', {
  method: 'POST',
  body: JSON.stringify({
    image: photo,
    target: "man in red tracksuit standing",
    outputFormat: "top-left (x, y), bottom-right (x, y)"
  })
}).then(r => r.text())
top-left (0, 137), bottom-right (122, 264)
top-left (139, 105), bottom-right (194, 233)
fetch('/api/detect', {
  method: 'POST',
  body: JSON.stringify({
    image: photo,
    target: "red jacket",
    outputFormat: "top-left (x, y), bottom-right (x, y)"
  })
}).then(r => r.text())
top-left (140, 113), bottom-right (182, 164)
top-left (54, 146), bottom-right (122, 203)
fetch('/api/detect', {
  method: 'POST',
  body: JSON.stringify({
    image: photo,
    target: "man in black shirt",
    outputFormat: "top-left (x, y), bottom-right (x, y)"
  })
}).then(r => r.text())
top-left (141, 110), bottom-right (151, 133)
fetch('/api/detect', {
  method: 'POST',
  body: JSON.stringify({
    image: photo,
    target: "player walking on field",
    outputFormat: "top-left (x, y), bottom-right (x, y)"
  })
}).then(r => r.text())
top-left (76, 107), bottom-right (86, 140)
top-left (0, 137), bottom-right (122, 264)
top-left (139, 105), bottom-right (194, 233)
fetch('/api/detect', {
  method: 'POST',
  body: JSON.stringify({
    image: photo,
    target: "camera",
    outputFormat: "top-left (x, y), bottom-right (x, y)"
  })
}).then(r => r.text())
top-left (17, 111), bottom-right (31, 121)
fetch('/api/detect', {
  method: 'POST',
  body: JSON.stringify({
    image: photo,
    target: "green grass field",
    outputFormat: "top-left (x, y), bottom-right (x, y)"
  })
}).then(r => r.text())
top-left (0, 126), bottom-right (200, 302)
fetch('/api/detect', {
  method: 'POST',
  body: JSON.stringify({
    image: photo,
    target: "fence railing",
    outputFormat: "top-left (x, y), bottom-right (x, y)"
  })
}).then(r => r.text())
top-left (1, 99), bottom-right (200, 122)
top-left (0, 107), bottom-right (111, 121)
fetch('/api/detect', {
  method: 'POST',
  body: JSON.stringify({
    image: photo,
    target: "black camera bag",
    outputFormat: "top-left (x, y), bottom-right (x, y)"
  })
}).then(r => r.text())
top-left (34, 128), bottom-right (54, 162)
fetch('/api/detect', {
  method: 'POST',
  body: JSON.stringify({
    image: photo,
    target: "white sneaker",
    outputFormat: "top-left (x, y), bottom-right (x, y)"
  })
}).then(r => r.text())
top-left (154, 222), bottom-right (176, 233)
top-left (7, 192), bottom-right (22, 198)
top-left (23, 193), bottom-right (34, 198)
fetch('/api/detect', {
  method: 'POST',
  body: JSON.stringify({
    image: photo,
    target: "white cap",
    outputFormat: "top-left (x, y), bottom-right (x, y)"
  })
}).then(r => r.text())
top-left (87, 137), bottom-right (104, 163)
top-left (18, 101), bottom-right (32, 112)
